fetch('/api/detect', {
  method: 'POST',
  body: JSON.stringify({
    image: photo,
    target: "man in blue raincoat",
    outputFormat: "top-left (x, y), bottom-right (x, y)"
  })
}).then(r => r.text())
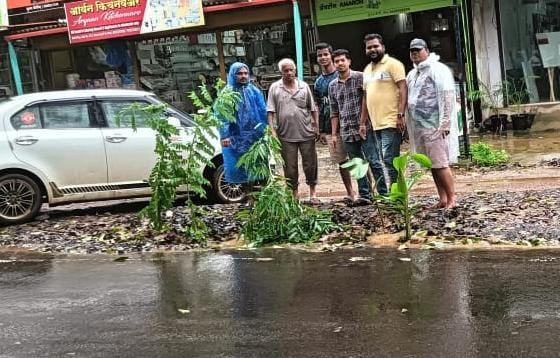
top-left (219, 62), bottom-right (268, 196)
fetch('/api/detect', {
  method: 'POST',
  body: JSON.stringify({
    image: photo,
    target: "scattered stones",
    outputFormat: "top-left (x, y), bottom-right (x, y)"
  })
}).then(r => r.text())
top-left (540, 158), bottom-right (560, 167)
top-left (1, 188), bottom-right (559, 254)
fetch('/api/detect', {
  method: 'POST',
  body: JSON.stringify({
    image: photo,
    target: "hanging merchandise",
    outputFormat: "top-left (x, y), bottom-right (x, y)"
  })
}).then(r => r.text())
top-left (134, 21), bottom-right (311, 111)
top-left (136, 33), bottom-right (229, 109)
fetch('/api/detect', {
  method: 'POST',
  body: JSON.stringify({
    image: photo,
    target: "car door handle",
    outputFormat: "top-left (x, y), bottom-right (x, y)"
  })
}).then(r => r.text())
top-left (105, 135), bottom-right (127, 143)
top-left (15, 136), bottom-right (39, 145)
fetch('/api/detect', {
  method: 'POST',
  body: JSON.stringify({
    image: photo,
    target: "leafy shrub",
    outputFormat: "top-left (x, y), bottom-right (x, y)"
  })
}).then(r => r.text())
top-left (471, 142), bottom-right (509, 166)
top-left (118, 80), bottom-right (240, 237)
top-left (237, 176), bottom-right (336, 246)
top-left (237, 129), bottom-right (338, 246)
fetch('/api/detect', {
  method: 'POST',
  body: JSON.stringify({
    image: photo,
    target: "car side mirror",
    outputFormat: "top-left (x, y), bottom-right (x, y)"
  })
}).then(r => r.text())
top-left (167, 116), bottom-right (182, 127)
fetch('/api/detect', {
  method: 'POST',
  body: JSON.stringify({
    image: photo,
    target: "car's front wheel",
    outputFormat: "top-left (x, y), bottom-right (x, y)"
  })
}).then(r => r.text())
top-left (0, 174), bottom-right (43, 225)
top-left (210, 164), bottom-right (246, 204)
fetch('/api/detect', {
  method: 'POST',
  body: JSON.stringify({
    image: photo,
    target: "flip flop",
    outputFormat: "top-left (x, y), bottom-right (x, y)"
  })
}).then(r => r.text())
top-left (307, 197), bottom-right (321, 205)
top-left (352, 197), bottom-right (372, 207)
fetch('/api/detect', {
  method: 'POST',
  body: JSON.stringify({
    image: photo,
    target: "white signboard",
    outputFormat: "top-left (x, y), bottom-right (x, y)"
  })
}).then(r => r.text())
top-left (0, 0), bottom-right (9, 28)
top-left (536, 32), bottom-right (560, 68)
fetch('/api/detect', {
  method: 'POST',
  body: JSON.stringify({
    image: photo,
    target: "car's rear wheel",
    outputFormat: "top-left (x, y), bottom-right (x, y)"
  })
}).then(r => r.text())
top-left (211, 164), bottom-right (246, 203)
top-left (0, 174), bottom-right (42, 225)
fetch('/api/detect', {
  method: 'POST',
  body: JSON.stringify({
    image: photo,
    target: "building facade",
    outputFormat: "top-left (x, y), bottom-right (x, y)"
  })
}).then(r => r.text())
top-left (472, 0), bottom-right (560, 131)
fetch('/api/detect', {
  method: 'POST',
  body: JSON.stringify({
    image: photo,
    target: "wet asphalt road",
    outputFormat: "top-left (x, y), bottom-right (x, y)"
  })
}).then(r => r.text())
top-left (2, 249), bottom-right (560, 357)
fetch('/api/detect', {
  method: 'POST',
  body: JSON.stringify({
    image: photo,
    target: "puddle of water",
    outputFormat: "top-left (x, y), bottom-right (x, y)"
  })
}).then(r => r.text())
top-left (472, 130), bottom-right (560, 165)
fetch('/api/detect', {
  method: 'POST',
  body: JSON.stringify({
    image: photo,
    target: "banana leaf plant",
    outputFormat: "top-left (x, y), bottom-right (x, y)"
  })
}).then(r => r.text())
top-left (340, 158), bottom-right (385, 227)
top-left (386, 153), bottom-right (432, 241)
top-left (342, 153), bottom-right (432, 241)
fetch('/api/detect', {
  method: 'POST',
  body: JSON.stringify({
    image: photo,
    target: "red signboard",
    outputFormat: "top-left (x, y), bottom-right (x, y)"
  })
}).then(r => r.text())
top-left (64, 0), bottom-right (204, 44)
top-left (65, 0), bottom-right (145, 44)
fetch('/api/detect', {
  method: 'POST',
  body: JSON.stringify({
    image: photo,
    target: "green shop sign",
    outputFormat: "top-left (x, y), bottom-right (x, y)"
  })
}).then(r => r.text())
top-left (316, 0), bottom-right (454, 26)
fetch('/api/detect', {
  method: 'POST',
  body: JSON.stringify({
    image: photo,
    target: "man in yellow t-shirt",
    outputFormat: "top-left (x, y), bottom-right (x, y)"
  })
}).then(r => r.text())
top-left (359, 33), bottom-right (407, 190)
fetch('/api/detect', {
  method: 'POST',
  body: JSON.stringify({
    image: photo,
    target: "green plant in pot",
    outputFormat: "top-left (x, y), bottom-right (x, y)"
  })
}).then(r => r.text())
top-left (504, 77), bottom-right (537, 131)
top-left (468, 80), bottom-right (508, 134)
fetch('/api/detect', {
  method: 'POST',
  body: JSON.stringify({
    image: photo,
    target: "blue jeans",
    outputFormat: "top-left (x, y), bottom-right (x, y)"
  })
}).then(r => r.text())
top-left (373, 128), bottom-right (402, 188)
top-left (343, 131), bottom-right (388, 196)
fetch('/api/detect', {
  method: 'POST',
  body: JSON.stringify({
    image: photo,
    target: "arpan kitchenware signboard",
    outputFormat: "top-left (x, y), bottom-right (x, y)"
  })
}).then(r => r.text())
top-left (315, 0), bottom-right (454, 26)
top-left (64, 0), bottom-right (204, 44)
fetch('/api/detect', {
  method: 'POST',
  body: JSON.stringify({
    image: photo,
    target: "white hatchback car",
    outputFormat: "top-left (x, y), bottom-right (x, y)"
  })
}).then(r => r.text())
top-left (0, 89), bottom-right (245, 224)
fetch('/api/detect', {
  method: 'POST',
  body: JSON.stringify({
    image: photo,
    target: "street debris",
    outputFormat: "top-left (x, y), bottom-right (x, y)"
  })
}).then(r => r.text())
top-left (0, 188), bottom-right (559, 254)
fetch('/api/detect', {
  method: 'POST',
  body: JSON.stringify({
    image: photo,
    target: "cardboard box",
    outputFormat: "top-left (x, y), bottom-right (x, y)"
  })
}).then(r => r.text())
top-left (197, 33), bottom-right (216, 44)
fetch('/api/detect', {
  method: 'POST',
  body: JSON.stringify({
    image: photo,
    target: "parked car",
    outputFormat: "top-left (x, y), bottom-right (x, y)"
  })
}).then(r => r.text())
top-left (0, 89), bottom-right (245, 224)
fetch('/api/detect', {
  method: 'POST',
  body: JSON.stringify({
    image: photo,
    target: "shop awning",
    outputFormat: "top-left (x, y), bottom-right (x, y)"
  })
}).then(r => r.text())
top-left (4, 0), bottom-right (288, 41)
top-left (4, 23), bottom-right (66, 41)
top-left (203, 0), bottom-right (287, 13)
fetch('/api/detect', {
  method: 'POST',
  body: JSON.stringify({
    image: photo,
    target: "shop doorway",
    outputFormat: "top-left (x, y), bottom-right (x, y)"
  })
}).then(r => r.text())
top-left (44, 49), bottom-right (74, 90)
top-left (316, 7), bottom-right (459, 75)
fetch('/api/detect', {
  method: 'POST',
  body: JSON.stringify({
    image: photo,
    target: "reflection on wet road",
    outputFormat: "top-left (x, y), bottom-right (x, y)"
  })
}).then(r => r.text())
top-left (2, 250), bottom-right (560, 357)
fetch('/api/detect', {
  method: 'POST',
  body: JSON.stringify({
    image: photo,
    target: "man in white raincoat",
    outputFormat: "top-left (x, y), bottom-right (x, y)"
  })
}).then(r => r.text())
top-left (406, 38), bottom-right (459, 209)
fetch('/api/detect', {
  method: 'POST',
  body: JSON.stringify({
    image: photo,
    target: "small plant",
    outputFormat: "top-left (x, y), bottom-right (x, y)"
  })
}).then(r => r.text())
top-left (237, 129), bottom-right (338, 246)
top-left (471, 142), bottom-right (509, 166)
top-left (117, 80), bottom-right (241, 238)
top-left (503, 77), bottom-right (531, 116)
top-left (334, 154), bottom-right (431, 241)
top-left (340, 158), bottom-right (385, 226)
top-left (236, 126), bottom-right (282, 181)
top-left (468, 80), bottom-right (504, 117)
top-left (384, 153), bottom-right (432, 241)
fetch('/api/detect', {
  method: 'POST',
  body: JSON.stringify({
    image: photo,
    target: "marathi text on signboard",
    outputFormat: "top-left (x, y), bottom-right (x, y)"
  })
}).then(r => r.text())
top-left (315, 0), bottom-right (454, 26)
top-left (64, 0), bottom-right (204, 44)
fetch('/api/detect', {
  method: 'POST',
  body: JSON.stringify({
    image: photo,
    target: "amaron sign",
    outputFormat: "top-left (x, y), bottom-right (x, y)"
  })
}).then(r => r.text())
top-left (64, 0), bottom-right (204, 44)
top-left (315, 0), bottom-right (454, 26)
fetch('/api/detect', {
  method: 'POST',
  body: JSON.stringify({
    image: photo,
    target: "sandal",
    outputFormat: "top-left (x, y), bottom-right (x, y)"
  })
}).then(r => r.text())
top-left (352, 197), bottom-right (372, 207)
top-left (307, 197), bottom-right (321, 205)
top-left (342, 196), bottom-right (354, 206)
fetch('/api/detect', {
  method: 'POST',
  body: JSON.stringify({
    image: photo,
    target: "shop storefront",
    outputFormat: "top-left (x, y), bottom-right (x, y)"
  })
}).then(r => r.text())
top-left (135, 19), bottom-right (314, 110)
top-left (313, 0), bottom-right (459, 73)
top-left (4, 0), bottom-right (313, 112)
top-left (472, 0), bottom-right (560, 130)
top-left (313, 0), bottom-right (470, 152)
top-left (499, 0), bottom-right (560, 104)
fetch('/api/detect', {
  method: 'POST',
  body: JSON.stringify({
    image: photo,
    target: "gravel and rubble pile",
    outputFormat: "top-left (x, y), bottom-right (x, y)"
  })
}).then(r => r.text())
top-left (540, 158), bottom-right (560, 167)
top-left (1, 189), bottom-right (560, 254)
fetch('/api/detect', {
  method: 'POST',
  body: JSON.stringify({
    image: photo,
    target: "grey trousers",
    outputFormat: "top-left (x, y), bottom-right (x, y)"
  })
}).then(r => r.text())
top-left (280, 139), bottom-right (318, 191)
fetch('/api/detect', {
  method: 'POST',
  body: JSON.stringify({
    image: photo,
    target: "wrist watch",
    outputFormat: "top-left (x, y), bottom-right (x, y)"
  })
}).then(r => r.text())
top-left (397, 113), bottom-right (404, 118)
